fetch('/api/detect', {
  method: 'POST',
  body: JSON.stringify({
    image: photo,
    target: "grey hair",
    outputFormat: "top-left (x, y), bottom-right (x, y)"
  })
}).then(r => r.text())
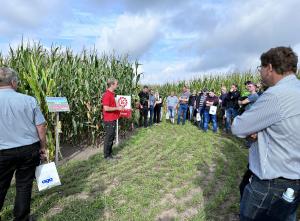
top-left (0, 67), bottom-right (18, 86)
top-left (107, 78), bottom-right (117, 88)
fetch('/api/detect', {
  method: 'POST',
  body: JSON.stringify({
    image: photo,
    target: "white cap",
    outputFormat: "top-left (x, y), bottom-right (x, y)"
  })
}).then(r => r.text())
top-left (286, 188), bottom-right (295, 197)
top-left (283, 188), bottom-right (295, 202)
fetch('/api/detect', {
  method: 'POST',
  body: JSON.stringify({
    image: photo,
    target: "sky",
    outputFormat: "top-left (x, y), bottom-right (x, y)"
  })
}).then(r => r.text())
top-left (1, 0), bottom-right (300, 84)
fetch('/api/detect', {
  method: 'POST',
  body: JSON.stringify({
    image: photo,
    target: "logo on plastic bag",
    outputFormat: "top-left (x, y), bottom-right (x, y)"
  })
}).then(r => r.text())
top-left (42, 178), bottom-right (54, 184)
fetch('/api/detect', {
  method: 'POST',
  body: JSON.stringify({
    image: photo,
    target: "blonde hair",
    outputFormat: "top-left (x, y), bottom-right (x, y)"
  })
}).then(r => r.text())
top-left (107, 78), bottom-right (117, 88)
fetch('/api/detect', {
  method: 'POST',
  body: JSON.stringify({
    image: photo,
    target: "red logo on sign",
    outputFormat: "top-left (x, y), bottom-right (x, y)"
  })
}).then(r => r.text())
top-left (118, 97), bottom-right (128, 107)
top-left (119, 109), bottom-right (132, 119)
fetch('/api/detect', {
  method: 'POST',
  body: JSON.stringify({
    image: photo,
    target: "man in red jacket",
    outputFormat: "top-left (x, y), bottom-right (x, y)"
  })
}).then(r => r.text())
top-left (102, 79), bottom-right (124, 160)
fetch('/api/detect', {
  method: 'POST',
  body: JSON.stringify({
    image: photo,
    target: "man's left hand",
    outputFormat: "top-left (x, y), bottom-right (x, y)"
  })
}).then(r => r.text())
top-left (246, 133), bottom-right (258, 142)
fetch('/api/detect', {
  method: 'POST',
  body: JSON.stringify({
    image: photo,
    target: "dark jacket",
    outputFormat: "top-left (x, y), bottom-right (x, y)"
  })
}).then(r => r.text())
top-left (225, 90), bottom-right (240, 109)
top-left (219, 93), bottom-right (227, 109)
top-left (204, 95), bottom-right (219, 111)
top-left (188, 95), bottom-right (197, 106)
top-left (138, 91), bottom-right (149, 107)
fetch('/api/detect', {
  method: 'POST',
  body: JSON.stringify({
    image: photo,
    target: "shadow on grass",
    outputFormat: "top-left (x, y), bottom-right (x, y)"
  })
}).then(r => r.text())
top-left (193, 135), bottom-right (248, 221)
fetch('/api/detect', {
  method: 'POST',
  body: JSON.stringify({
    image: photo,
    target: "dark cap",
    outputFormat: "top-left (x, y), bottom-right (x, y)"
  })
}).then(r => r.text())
top-left (244, 81), bottom-right (254, 86)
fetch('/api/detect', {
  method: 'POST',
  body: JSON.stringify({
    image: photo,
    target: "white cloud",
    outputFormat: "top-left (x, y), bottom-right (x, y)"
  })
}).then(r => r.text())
top-left (1, 0), bottom-right (300, 84)
top-left (0, 0), bottom-right (65, 36)
top-left (122, 0), bottom-right (300, 84)
top-left (141, 59), bottom-right (196, 84)
top-left (190, 0), bottom-right (300, 71)
top-left (95, 13), bottom-right (161, 58)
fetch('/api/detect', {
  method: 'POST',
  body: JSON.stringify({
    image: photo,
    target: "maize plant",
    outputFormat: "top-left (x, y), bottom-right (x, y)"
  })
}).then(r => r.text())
top-left (157, 72), bottom-right (252, 98)
top-left (154, 71), bottom-right (300, 102)
top-left (0, 41), bottom-right (141, 158)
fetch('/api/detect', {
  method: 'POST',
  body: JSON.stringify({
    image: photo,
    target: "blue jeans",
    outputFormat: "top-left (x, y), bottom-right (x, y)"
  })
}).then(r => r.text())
top-left (149, 105), bottom-right (154, 126)
top-left (168, 106), bottom-right (175, 119)
top-left (203, 110), bottom-right (217, 132)
top-left (189, 105), bottom-right (194, 121)
top-left (177, 104), bottom-right (188, 125)
top-left (225, 107), bottom-right (238, 130)
top-left (197, 107), bottom-right (205, 129)
top-left (240, 174), bottom-right (300, 221)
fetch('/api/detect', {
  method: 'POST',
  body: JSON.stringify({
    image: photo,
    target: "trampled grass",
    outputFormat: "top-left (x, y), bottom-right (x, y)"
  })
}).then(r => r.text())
top-left (1, 120), bottom-right (249, 221)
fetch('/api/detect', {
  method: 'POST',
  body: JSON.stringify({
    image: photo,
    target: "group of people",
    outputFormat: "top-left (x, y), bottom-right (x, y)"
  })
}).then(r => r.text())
top-left (136, 81), bottom-right (262, 134)
top-left (135, 46), bottom-right (300, 221)
top-left (1, 46), bottom-right (300, 221)
top-left (138, 86), bottom-right (163, 127)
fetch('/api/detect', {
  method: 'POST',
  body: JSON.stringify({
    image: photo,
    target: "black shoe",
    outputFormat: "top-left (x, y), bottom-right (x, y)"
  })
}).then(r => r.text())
top-left (105, 156), bottom-right (113, 160)
top-left (105, 156), bottom-right (118, 161)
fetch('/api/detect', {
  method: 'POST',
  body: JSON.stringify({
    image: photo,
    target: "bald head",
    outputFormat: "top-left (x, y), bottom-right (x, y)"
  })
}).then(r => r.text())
top-left (0, 67), bottom-right (18, 88)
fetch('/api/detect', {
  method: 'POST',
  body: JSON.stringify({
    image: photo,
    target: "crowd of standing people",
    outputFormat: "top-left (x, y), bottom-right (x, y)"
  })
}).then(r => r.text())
top-left (134, 46), bottom-right (300, 221)
top-left (136, 81), bottom-right (263, 134)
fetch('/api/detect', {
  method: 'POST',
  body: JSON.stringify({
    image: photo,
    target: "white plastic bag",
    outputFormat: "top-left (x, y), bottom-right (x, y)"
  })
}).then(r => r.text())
top-left (165, 112), bottom-right (170, 120)
top-left (35, 162), bottom-right (61, 191)
top-left (209, 106), bottom-right (217, 115)
top-left (147, 110), bottom-right (150, 119)
top-left (196, 112), bottom-right (201, 121)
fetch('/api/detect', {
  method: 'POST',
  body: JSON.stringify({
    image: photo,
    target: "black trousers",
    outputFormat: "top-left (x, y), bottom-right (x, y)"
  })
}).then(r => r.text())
top-left (139, 107), bottom-right (148, 127)
top-left (104, 121), bottom-right (116, 158)
top-left (0, 142), bottom-right (40, 221)
top-left (153, 105), bottom-right (161, 123)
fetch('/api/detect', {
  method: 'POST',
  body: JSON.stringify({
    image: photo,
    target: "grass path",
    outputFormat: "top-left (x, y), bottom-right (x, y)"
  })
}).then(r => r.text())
top-left (1, 121), bottom-right (249, 221)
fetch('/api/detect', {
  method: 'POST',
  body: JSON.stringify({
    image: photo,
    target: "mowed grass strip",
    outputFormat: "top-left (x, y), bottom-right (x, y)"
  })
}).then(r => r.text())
top-left (1, 121), bottom-right (248, 221)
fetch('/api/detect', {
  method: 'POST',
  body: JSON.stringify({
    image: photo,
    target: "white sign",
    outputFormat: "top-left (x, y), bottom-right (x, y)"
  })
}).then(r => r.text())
top-left (46, 97), bottom-right (70, 112)
top-left (196, 113), bottom-right (201, 121)
top-left (116, 95), bottom-right (131, 109)
top-left (209, 106), bottom-right (217, 115)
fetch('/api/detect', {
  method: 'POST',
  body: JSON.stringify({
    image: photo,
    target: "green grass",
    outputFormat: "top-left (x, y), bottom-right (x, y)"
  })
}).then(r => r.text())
top-left (1, 120), bottom-right (249, 221)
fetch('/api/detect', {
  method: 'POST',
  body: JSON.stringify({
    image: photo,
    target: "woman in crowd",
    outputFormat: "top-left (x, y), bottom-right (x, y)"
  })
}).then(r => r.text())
top-left (153, 91), bottom-right (162, 124)
top-left (219, 86), bottom-right (227, 128)
top-left (166, 91), bottom-right (179, 124)
top-left (148, 89), bottom-right (156, 126)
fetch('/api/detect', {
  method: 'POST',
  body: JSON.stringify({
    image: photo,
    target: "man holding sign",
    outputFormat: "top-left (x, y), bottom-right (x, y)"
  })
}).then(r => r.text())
top-left (102, 79), bottom-right (124, 160)
top-left (203, 90), bottom-right (219, 133)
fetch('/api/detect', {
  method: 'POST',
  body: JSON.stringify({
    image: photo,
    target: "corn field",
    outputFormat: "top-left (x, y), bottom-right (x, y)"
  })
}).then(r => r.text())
top-left (0, 42), bottom-right (141, 158)
top-left (156, 71), bottom-right (300, 99)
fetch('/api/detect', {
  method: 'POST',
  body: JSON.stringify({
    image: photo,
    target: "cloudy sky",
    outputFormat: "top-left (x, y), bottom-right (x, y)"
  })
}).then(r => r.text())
top-left (1, 0), bottom-right (300, 84)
